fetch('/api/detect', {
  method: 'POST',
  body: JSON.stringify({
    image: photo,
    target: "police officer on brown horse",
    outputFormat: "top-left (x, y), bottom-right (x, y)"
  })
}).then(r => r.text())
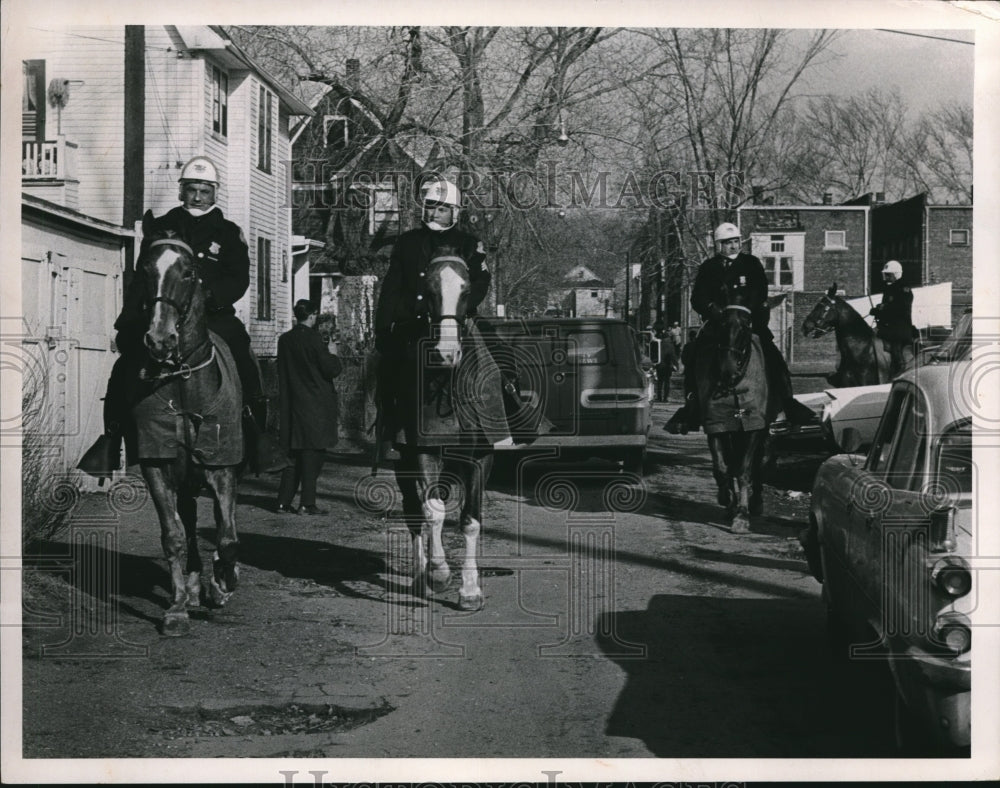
top-left (79, 155), bottom-right (267, 476)
top-left (871, 259), bottom-right (916, 377)
top-left (667, 222), bottom-right (818, 434)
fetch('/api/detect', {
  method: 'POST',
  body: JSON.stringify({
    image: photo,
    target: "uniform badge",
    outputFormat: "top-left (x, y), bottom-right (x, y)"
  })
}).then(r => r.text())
top-left (739, 275), bottom-right (746, 286)
top-left (209, 242), bottom-right (221, 255)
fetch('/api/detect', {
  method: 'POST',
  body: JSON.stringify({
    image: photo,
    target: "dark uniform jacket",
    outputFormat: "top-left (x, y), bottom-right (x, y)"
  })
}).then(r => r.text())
top-left (115, 206), bottom-right (251, 352)
top-left (277, 323), bottom-right (342, 451)
top-left (374, 226), bottom-right (490, 353)
top-left (691, 251), bottom-right (772, 338)
top-left (872, 279), bottom-right (914, 343)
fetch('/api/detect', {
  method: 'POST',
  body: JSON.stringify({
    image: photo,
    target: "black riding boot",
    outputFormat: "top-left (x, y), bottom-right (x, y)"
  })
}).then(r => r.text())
top-left (665, 365), bottom-right (701, 434)
top-left (77, 354), bottom-right (142, 482)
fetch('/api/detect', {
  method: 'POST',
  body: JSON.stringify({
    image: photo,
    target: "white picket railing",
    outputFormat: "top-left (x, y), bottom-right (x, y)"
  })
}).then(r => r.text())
top-left (22, 137), bottom-right (78, 180)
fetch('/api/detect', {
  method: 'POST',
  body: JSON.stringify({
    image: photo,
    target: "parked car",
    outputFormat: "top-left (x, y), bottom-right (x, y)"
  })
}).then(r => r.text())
top-left (478, 317), bottom-right (654, 472)
top-left (801, 361), bottom-right (973, 752)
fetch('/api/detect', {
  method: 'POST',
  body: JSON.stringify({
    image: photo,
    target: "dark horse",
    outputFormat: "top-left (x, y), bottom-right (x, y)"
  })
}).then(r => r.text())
top-left (385, 255), bottom-right (504, 611)
top-left (695, 291), bottom-right (776, 534)
top-left (133, 213), bottom-right (242, 635)
top-left (801, 282), bottom-right (892, 387)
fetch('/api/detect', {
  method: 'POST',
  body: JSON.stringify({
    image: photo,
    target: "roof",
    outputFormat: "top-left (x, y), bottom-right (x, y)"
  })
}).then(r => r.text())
top-left (895, 360), bottom-right (972, 432)
top-left (22, 194), bottom-right (135, 238)
top-left (176, 26), bottom-right (313, 117)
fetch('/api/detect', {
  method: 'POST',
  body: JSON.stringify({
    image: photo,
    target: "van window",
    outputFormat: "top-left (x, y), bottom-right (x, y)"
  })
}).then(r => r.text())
top-left (566, 331), bottom-right (608, 364)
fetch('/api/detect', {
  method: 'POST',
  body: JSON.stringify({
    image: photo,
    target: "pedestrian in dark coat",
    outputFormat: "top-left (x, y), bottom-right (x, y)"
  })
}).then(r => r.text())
top-left (276, 300), bottom-right (342, 515)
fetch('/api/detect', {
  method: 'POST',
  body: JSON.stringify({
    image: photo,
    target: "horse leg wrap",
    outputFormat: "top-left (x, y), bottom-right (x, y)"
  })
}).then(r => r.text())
top-left (459, 516), bottom-right (483, 611)
top-left (185, 572), bottom-right (202, 607)
top-left (422, 499), bottom-right (451, 593)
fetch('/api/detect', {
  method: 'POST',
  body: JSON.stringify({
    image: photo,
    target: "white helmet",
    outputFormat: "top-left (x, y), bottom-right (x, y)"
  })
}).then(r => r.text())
top-left (714, 222), bottom-right (741, 243)
top-left (421, 179), bottom-right (461, 231)
top-left (179, 156), bottom-right (219, 186)
top-left (882, 260), bottom-right (903, 280)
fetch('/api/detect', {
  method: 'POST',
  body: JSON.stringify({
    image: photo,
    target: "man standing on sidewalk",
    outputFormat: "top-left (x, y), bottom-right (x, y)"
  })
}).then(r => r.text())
top-left (276, 300), bottom-right (342, 515)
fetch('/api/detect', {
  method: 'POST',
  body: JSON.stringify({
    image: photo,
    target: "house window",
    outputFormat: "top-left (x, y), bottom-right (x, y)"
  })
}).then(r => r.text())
top-left (256, 236), bottom-right (272, 320)
top-left (257, 86), bottom-right (273, 173)
top-left (323, 115), bottom-right (349, 149)
top-left (211, 66), bottom-right (228, 137)
top-left (369, 184), bottom-right (400, 235)
top-left (949, 229), bottom-right (970, 246)
top-left (770, 235), bottom-right (785, 253)
top-left (824, 230), bottom-right (847, 250)
top-left (22, 60), bottom-right (45, 141)
top-left (762, 256), bottom-right (794, 289)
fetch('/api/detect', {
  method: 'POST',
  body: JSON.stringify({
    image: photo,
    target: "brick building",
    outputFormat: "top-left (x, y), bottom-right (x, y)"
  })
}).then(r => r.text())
top-left (737, 204), bottom-right (870, 369)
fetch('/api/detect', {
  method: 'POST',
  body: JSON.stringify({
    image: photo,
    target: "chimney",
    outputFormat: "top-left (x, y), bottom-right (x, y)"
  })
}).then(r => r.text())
top-left (346, 59), bottom-right (360, 93)
top-left (822, 192), bottom-right (833, 205)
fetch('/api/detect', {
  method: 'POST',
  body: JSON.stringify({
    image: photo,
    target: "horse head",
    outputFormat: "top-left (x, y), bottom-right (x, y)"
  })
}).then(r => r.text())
top-left (714, 296), bottom-right (755, 393)
top-left (140, 212), bottom-right (205, 365)
top-left (425, 254), bottom-right (471, 367)
top-left (802, 282), bottom-right (840, 338)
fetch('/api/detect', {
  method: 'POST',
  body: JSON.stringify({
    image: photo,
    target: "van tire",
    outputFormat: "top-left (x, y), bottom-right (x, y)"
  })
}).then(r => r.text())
top-left (622, 448), bottom-right (645, 476)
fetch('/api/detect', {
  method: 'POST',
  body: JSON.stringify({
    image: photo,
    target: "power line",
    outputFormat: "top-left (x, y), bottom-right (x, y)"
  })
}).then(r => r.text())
top-left (875, 29), bottom-right (975, 46)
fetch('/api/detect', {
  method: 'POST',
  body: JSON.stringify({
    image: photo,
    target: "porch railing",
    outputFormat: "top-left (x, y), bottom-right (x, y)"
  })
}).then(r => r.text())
top-left (22, 137), bottom-right (78, 180)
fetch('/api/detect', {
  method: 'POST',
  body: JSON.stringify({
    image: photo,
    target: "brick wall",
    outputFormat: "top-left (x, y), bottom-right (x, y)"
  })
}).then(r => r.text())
top-left (926, 206), bottom-right (972, 296)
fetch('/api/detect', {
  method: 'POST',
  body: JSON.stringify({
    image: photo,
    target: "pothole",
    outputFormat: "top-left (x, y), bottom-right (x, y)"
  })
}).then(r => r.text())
top-left (155, 701), bottom-right (393, 739)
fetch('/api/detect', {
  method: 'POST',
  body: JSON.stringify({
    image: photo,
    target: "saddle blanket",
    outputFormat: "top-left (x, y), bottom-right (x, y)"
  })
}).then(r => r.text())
top-left (131, 332), bottom-right (244, 465)
top-left (698, 336), bottom-right (769, 435)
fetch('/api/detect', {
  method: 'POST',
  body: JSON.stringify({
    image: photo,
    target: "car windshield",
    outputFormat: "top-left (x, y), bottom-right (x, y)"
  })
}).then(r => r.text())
top-left (935, 422), bottom-right (972, 494)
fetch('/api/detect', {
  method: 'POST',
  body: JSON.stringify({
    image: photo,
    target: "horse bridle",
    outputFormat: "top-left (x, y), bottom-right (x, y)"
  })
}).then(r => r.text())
top-left (147, 238), bottom-right (199, 325)
top-left (713, 304), bottom-right (754, 389)
top-left (142, 237), bottom-right (214, 379)
top-left (807, 294), bottom-right (837, 338)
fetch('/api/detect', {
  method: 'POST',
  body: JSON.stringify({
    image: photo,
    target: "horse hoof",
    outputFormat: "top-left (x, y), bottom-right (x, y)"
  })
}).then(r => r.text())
top-left (206, 578), bottom-right (233, 608)
top-left (161, 610), bottom-right (190, 637)
top-left (428, 568), bottom-right (452, 594)
top-left (459, 592), bottom-right (484, 611)
top-left (731, 516), bottom-right (751, 535)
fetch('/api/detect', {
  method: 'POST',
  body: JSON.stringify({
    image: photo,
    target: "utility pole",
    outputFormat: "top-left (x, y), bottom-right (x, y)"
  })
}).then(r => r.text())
top-left (624, 251), bottom-right (630, 323)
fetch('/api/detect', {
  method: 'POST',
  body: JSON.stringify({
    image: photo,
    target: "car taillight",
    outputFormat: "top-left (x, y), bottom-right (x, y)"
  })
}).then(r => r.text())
top-left (932, 612), bottom-right (971, 655)
top-left (931, 556), bottom-right (972, 598)
top-left (928, 505), bottom-right (957, 552)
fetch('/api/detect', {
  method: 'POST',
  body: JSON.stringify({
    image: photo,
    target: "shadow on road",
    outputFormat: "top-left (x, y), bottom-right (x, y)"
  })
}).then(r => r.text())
top-left (596, 593), bottom-right (899, 758)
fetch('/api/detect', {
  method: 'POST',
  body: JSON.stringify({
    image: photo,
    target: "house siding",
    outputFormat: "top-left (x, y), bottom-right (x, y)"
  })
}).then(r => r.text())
top-left (25, 25), bottom-right (126, 225)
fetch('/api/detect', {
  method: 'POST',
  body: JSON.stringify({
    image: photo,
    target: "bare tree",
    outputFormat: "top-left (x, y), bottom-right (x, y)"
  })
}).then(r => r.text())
top-left (901, 102), bottom-right (973, 204)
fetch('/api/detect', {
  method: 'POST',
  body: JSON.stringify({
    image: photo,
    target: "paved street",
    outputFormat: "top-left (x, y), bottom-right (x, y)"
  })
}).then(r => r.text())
top-left (22, 401), bottom-right (902, 763)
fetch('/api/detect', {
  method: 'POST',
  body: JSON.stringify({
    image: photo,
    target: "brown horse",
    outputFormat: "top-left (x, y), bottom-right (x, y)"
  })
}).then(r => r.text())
top-left (385, 255), bottom-right (500, 611)
top-left (695, 294), bottom-right (775, 534)
top-left (134, 213), bottom-right (242, 635)
top-left (801, 283), bottom-right (892, 387)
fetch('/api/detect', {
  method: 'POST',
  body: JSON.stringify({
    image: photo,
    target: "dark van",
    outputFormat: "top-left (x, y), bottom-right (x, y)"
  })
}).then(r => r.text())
top-left (478, 317), bottom-right (654, 472)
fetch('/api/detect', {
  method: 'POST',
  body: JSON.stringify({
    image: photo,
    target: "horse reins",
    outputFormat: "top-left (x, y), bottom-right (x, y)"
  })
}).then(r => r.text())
top-left (143, 237), bottom-right (213, 379)
top-left (713, 304), bottom-right (754, 395)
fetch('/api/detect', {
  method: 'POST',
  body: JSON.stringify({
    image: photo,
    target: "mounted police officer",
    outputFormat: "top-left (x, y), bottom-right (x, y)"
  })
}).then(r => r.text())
top-left (79, 155), bottom-right (267, 477)
top-left (374, 178), bottom-right (491, 353)
top-left (871, 259), bottom-right (916, 377)
top-left (666, 222), bottom-right (818, 434)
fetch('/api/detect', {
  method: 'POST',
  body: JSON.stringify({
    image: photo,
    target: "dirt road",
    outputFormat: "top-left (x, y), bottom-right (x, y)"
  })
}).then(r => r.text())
top-left (19, 401), bottom-right (903, 772)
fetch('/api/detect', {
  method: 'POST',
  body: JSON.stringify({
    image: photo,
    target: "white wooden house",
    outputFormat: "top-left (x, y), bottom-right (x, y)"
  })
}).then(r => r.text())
top-left (20, 25), bottom-right (312, 484)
